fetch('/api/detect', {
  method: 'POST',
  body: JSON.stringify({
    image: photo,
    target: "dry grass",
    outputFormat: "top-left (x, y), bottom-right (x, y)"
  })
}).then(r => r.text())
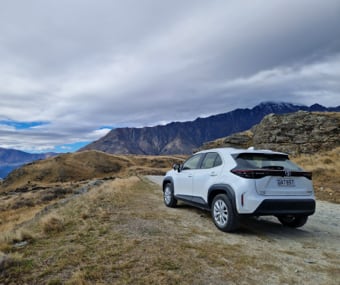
top-left (0, 228), bottom-right (35, 253)
top-left (0, 177), bottom-right (257, 284)
top-left (66, 270), bottom-right (88, 285)
top-left (1, 175), bottom-right (339, 285)
top-left (0, 205), bottom-right (42, 233)
top-left (292, 146), bottom-right (340, 203)
top-left (0, 152), bottom-right (184, 251)
top-left (40, 214), bottom-right (65, 234)
top-left (0, 181), bottom-right (86, 236)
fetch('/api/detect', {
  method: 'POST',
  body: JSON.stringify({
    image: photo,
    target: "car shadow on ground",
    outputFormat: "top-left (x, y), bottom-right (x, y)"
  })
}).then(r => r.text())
top-left (173, 202), bottom-right (312, 238)
top-left (238, 217), bottom-right (312, 239)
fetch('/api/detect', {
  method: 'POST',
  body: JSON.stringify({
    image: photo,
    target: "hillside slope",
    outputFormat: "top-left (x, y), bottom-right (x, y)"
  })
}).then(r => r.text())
top-left (80, 102), bottom-right (340, 155)
top-left (0, 150), bottom-right (183, 193)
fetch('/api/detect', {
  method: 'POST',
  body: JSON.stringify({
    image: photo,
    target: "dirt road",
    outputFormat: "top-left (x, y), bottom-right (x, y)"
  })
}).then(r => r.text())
top-left (146, 175), bottom-right (340, 285)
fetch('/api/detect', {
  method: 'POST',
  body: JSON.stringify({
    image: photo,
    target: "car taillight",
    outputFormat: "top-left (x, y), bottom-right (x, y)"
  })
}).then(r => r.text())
top-left (231, 169), bottom-right (268, 179)
top-left (230, 169), bottom-right (312, 180)
top-left (299, 172), bottom-right (312, 180)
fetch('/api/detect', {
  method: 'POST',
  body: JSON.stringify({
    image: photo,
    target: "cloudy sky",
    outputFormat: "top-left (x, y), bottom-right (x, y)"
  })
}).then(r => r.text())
top-left (1, 0), bottom-right (340, 153)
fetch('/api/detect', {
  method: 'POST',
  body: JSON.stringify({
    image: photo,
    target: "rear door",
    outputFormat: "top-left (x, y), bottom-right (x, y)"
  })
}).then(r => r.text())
top-left (234, 153), bottom-right (314, 196)
top-left (253, 155), bottom-right (313, 196)
top-left (256, 170), bottom-right (313, 196)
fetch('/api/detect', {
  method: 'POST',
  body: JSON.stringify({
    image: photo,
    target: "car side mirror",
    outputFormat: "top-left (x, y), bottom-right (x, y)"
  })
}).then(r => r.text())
top-left (173, 163), bottom-right (182, 172)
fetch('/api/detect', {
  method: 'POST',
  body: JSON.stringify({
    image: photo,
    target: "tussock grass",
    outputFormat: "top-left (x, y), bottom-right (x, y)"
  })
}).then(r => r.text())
top-left (0, 177), bottom-right (256, 284)
top-left (65, 270), bottom-right (88, 285)
top-left (0, 205), bottom-right (42, 233)
top-left (40, 214), bottom-right (65, 234)
top-left (1, 176), bottom-right (338, 284)
top-left (0, 229), bottom-right (34, 253)
top-left (0, 252), bottom-right (25, 271)
top-left (293, 147), bottom-right (340, 203)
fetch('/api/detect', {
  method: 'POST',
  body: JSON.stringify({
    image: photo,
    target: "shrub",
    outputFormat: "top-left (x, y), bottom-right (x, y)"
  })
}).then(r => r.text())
top-left (41, 214), bottom-right (64, 234)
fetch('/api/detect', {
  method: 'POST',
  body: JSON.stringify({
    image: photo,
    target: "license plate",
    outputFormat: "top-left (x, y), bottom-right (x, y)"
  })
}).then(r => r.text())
top-left (277, 178), bottom-right (295, 187)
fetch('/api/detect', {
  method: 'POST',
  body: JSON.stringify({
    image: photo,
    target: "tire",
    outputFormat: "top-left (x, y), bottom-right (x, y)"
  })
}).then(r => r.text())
top-left (211, 194), bottom-right (239, 232)
top-left (163, 183), bottom-right (177, 208)
top-left (277, 215), bottom-right (308, 228)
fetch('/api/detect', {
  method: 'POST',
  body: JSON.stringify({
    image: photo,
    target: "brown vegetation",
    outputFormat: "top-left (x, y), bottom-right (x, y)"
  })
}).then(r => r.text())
top-left (293, 146), bottom-right (340, 203)
top-left (1, 177), bottom-right (339, 285)
top-left (0, 151), bottom-right (184, 236)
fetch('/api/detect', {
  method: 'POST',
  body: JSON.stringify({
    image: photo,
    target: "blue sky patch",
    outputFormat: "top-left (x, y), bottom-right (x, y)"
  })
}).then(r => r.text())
top-left (54, 141), bottom-right (89, 153)
top-left (0, 120), bottom-right (49, 130)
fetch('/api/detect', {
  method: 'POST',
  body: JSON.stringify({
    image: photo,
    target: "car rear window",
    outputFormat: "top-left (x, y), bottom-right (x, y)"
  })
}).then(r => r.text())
top-left (233, 153), bottom-right (303, 171)
top-left (201, 152), bottom-right (222, 169)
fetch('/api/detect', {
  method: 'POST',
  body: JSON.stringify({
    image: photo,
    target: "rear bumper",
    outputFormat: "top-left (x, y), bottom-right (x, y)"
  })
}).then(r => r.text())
top-left (252, 199), bottom-right (315, 216)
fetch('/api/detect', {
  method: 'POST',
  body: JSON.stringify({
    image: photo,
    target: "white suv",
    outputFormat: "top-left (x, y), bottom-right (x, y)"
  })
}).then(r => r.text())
top-left (162, 147), bottom-right (315, 232)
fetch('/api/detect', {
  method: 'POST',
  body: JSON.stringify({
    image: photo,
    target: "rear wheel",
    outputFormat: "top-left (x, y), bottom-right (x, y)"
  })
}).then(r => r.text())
top-left (163, 183), bottom-right (177, 208)
top-left (277, 215), bottom-right (308, 228)
top-left (211, 194), bottom-right (239, 232)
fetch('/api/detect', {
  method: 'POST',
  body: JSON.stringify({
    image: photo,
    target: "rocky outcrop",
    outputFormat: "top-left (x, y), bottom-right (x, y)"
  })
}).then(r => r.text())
top-left (198, 130), bottom-right (254, 150)
top-left (201, 112), bottom-right (340, 155)
top-left (252, 111), bottom-right (340, 154)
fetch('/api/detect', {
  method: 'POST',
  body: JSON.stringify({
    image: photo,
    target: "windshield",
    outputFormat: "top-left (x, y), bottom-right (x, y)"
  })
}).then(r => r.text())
top-left (234, 153), bottom-right (303, 171)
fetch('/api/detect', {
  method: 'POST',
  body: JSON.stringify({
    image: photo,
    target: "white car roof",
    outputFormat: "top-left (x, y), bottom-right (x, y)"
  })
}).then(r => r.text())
top-left (196, 147), bottom-right (288, 156)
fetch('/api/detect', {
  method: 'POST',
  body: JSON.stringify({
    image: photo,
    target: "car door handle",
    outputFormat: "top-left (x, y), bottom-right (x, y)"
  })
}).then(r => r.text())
top-left (210, 172), bottom-right (217, 176)
top-left (188, 174), bottom-right (193, 178)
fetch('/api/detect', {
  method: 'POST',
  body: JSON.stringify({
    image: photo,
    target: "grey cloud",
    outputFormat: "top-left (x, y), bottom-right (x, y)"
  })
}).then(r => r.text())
top-left (0, 0), bottom-right (339, 151)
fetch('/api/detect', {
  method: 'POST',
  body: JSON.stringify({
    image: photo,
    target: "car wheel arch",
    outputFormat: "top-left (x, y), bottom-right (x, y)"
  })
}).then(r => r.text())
top-left (163, 176), bottom-right (174, 192)
top-left (208, 184), bottom-right (237, 210)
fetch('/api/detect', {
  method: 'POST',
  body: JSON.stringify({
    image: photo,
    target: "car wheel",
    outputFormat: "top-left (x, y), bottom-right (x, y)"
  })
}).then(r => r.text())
top-left (277, 215), bottom-right (308, 228)
top-left (211, 194), bottom-right (239, 232)
top-left (163, 183), bottom-right (177, 208)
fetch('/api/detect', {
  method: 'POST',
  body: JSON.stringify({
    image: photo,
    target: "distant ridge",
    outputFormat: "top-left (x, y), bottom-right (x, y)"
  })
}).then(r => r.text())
top-left (80, 102), bottom-right (340, 155)
top-left (0, 148), bottom-right (56, 178)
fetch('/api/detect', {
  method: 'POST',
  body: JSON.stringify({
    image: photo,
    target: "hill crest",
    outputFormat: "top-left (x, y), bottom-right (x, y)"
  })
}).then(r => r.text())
top-left (0, 150), bottom-right (184, 193)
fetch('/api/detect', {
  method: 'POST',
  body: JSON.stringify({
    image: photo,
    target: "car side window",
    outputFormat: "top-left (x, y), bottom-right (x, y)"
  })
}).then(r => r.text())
top-left (182, 154), bottom-right (203, 170)
top-left (201, 152), bottom-right (222, 169)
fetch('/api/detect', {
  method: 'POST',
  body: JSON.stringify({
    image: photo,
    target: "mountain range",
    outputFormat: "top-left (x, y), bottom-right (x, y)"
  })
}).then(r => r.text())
top-left (80, 102), bottom-right (340, 155)
top-left (1, 101), bottom-right (339, 178)
top-left (0, 148), bottom-right (56, 179)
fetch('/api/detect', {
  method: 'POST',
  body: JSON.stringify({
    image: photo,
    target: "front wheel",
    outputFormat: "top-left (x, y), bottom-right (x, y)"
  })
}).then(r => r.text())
top-left (277, 215), bottom-right (308, 228)
top-left (211, 194), bottom-right (239, 232)
top-left (163, 183), bottom-right (177, 208)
